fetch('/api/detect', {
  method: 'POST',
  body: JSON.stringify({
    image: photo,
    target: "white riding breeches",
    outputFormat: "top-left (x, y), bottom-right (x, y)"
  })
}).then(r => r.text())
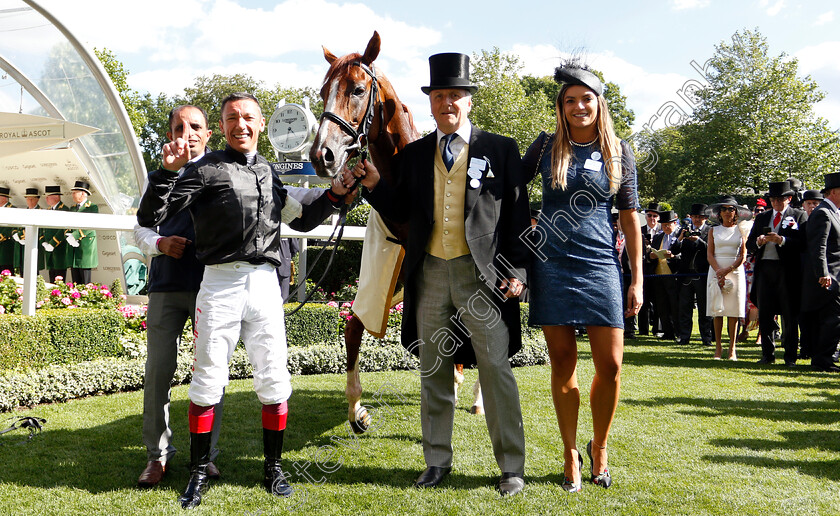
top-left (188, 261), bottom-right (291, 406)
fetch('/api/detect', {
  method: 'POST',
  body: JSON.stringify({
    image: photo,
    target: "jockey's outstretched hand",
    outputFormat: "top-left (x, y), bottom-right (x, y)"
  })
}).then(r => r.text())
top-left (161, 138), bottom-right (191, 172)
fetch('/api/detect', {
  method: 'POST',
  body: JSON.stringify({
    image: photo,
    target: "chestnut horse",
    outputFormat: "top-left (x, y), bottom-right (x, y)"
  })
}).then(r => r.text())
top-left (309, 32), bottom-right (481, 433)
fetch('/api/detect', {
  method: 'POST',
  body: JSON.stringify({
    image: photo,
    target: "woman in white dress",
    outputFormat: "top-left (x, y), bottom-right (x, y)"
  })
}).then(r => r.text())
top-left (707, 196), bottom-right (749, 360)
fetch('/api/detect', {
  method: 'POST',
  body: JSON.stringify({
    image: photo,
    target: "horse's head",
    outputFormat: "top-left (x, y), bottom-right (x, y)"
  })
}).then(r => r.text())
top-left (310, 31), bottom-right (381, 179)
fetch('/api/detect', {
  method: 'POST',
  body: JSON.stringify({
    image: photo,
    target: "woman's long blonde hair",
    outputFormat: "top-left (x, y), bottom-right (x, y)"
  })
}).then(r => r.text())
top-left (550, 84), bottom-right (622, 193)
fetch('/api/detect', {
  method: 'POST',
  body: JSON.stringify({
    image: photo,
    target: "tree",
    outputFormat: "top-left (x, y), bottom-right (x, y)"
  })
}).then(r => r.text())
top-left (469, 48), bottom-right (554, 156)
top-left (521, 70), bottom-right (636, 139)
top-left (676, 29), bottom-right (840, 196)
top-left (95, 48), bottom-right (145, 140)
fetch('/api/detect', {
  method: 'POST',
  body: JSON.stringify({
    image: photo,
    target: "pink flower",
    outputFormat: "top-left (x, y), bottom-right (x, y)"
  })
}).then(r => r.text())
top-left (101, 289), bottom-right (111, 297)
top-left (15, 287), bottom-right (23, 295)
top-left (326, 301), bottom-right (339, 308)
top-left (51, 289), bottom-right (61, 296)
top-left (341, 302), bottom-right (352, 309)
top-left (0, 305), bottom-right (5, 314)
top-left (0, 269), bottom-right (11, 277)
top-left (66, 282), bottom-right (74, 288)
top-left (394, 302), bottom-right (404, 312)
top-left (141, 321), bottom-right (147, 329)
top-left (54, 275), bottom-right (63, 281)
top-left (61, 297), bottom-right (71, 305)
top-left (71, 292), bottom-right (81, 299)
top-left (35, 301), bottom-right (44, 308)
top-left (86, 283), bottom-right (95, 289)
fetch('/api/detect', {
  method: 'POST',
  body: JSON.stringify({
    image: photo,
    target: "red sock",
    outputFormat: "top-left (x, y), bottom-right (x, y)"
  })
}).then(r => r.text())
top-left (188, 402), bottom-right (215, 434)
top-left (262, 401), bottom-right (288, 431)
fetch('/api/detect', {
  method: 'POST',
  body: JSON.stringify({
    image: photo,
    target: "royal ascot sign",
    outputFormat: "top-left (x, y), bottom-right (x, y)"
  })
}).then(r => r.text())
top-left (0, 125), bottom-right (62, 141)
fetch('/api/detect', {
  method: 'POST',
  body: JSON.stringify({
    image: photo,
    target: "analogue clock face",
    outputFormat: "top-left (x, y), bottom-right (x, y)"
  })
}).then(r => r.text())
top-left (269, 105), bottom-right (310, 152)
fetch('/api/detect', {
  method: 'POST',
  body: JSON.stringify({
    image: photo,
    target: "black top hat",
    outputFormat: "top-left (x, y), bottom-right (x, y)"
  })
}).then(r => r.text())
top-left (553, 61), bottom-right (604, 96)
top-left (71, 180), bottom-right (91, 195)
top-left (24, 188), bottom-right (40, 197)
top-left (45, 185), bottom-right (62, 195)
top-left (767, 180), bottom-right (794, 198)
top-left (421, 53), bottom-right (478, 95)
top-left (645, 202), bottom-right (663, 213)
top-left (0, 186), bottom-right (9, 196)
top-left (821, 172), bottom-right (840, 194)
top-left (803, 189), bottom-right (824, 201)
top-left (658, 210), bottom-right (679, 223)
top-left (688, 203), bottom-right (709, 216)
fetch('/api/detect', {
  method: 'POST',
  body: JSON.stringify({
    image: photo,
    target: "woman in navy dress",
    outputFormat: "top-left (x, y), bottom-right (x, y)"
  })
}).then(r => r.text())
top-left (523, 62), bottom-right (642, 492)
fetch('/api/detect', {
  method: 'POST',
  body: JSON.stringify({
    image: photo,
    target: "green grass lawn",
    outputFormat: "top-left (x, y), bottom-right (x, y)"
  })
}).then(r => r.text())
top-left (1, 335), bottom-right (838, 515)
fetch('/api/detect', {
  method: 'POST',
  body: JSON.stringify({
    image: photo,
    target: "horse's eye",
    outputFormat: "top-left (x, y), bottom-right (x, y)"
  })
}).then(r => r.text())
top-left (352, 86), bottom-right (366, 96)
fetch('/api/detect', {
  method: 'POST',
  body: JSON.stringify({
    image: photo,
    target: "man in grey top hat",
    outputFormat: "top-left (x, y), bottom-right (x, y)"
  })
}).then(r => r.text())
top-left (349, 52), bottom-right (530, 496)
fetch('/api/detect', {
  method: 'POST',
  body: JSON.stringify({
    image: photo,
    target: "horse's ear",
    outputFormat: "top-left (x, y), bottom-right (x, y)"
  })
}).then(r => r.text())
top-left (362, 31), bottom-right (381, 65)
top-left (323, 46), bottom-right (338, 65)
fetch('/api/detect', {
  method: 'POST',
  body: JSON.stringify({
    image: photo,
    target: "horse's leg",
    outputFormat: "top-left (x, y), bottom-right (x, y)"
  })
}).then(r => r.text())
top-left (470, 379), bottom-right (485, 415)
top-left (344, 315), bottom-right (370, 434)
top-left (453, 363), bottom-right (465, 403)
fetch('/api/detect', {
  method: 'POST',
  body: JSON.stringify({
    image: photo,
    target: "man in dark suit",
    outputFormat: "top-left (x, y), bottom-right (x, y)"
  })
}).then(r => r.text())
top-left (640, 202), bottom-right (662, 336)
top-left (350, 53), bottom-right (530, 496)
top-left (676, 203), bottom-right (713, 346)
top-left (802, 174), bottom-right (840, 372)
top-left (647, 210), bottom-right (682, 340)
top-left (798, 189), bottom-right (823, 361)
top-left (746, 180), bottom-right (807, 365)
top-left (41, 185), bottom-right (71, 282)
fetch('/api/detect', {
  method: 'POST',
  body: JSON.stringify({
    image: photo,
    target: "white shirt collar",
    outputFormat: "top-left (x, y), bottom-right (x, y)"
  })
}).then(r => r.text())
top-left (436, 121), bottom-right (472, 147)
top-left (825, 198), bottom-right (839, 213)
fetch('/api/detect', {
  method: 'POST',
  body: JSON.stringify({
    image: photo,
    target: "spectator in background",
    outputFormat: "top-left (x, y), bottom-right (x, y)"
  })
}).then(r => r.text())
top-left (802, 174), bottom-right (840, 372)
top-left (640, 202), bottom-right (662, 336)
top-left (746, 181), bottom-right (806, 366)
top-left (706, 197), bottom-right (749, 360)
top-left (676, 203), bottom-right (713, 346)
top-left (0, 187), bottom-right (17, 274)
top-left (797, 189), bottom-right (823, 361)
top-left (648, 210), bottom-right (681, 341)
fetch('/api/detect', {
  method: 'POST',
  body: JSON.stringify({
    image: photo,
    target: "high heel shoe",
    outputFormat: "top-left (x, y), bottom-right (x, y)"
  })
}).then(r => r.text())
top-left (561, 450), bottom-right (583, 493)
top-left (587, 440), bottom-right (612, 488)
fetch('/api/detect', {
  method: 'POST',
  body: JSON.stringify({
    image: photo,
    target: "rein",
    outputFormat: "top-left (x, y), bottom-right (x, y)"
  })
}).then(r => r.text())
top-left (286, 61), bottom-right (384, 316)
top-left (319, 61), bottom-right (382, 160)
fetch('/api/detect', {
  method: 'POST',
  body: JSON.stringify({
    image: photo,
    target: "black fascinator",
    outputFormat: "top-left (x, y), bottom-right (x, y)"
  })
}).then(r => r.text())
top-left (554, 58), bottom-right (604, 96)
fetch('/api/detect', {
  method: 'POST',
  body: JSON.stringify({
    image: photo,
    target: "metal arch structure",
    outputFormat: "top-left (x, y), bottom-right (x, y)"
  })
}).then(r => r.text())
top-left (23, 0), bottom-right (146, 193)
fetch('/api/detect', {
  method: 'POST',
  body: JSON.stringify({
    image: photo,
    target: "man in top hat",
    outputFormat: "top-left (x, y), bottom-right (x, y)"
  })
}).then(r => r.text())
top-left (11, 188), bottom-right (47, 274)
top-left (801, 175), bottom-right (840, 372)
top-left (65, 180), bottom-right (99, 285)
top-left (0, 186), bottom-right (17, 274)
top-left (639, 202), bottom-right (663, 336)
top-left (647, 210), bottom-right (682, 340)
top-left (41, 185), bottom-right (71, 282)
top-left (746, 180), bottom-right (807, 366)
top-left (676, 203), bottom-right (713, 346)
top-left (348, 52), bottom-right (530, 496)
top-left (797, 189), bottom-right (824, 361)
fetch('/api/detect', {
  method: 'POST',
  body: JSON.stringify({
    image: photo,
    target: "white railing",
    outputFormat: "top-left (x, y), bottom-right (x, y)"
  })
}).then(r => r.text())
top-left (0, 209), bottom-right (366, 314)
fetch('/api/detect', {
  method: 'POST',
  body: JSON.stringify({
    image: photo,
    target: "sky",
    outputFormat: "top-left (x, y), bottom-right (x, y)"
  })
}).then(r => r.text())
top-left (33, 0), bottom-right (840, 136)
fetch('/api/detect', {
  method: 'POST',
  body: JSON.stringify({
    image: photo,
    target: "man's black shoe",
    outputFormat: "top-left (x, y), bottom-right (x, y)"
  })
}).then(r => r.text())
top-left (413, 466), bottom-right (451, 488)
top-left (757, 357), bottom-right (775, 365)
top-left (812, 365), bottom-right (840, 372)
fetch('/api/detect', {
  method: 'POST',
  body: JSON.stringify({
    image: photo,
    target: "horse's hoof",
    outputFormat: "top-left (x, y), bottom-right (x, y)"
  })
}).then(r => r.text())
top-left (470, 405), bottom-right (485, 415)
top-left (349, 419), bottom-right (369, 434)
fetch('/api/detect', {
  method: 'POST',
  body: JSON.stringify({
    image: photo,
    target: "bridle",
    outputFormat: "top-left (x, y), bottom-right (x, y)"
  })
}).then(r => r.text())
top-left (319, 61), bottom-right (382, 158)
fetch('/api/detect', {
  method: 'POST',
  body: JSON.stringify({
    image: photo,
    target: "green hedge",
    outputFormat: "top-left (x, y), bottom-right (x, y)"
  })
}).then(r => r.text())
top-left (0, 309), bottom-right (124, 370)
top-left (284, 303), bottom-right (344, 347)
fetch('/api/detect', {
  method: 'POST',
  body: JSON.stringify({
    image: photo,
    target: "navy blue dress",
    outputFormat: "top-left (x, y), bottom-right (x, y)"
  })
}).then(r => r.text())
top-left (523, 133), bottom-right (639, 328)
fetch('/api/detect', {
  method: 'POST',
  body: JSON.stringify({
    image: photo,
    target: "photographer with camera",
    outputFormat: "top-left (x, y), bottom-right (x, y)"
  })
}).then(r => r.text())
top-left (676, 204), bottom-right (713, 346)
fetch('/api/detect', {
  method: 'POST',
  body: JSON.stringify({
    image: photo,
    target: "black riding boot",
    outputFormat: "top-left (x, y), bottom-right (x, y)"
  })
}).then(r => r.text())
top-left (263, 428), bottom-right (293, 497)
top-left (179, 432), bottom-right (212, 509)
